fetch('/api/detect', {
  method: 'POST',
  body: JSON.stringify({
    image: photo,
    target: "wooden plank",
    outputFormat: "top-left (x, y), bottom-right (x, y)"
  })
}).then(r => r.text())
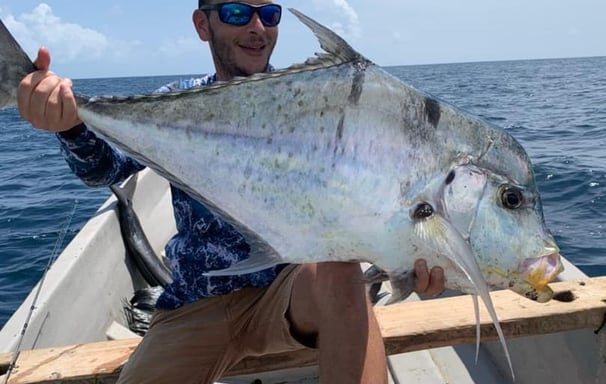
top-left (379, 276), bottom-right (606, 355)
top-left (0, 339), bottom-right (136, 384)
top-left (1, 276), bottom-right (605, 383)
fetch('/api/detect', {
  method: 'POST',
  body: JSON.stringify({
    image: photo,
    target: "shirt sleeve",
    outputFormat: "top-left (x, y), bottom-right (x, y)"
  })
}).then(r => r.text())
top-left (56, 124), bottom-right (145, 187)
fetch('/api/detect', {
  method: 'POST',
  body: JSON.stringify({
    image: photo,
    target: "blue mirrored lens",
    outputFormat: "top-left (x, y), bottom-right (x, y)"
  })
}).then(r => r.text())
top-left (218, 3), bottom-right (281, 27)
top-left (220, 3), bottom-right (253, 26)
top-left (258, 5), bottom-right (281, 27)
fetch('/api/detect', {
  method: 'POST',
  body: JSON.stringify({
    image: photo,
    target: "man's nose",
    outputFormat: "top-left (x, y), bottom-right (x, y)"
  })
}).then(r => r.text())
top-left (246, 13), bottom-right (265, 32)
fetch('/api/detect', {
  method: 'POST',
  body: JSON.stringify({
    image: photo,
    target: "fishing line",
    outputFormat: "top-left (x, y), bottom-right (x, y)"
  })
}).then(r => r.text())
top-left (2, 200), bottom-right (78, 384)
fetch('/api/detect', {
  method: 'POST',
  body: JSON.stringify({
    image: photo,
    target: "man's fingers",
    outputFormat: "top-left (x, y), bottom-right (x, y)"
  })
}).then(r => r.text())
top-left (28, 75), bottom-right (61, 129)
top-left (59, 80), bottom-right (81, 129)
top-left (414, 259), bottom-right (430, 293)
top-left (15, 47), bottom-right (78, 131)
top-left (18, 70), bottom-right (54, 120)
top-left (424, 266), bottom-right (445, 296)
top-left (45, 81), bottom-right (64, 127)
top-left (413, 260), bottom-right (445, 296)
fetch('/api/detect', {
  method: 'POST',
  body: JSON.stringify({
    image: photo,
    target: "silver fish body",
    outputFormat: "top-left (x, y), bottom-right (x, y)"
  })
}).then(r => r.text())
top-left (77, 60), bottom-right (560, 292)
top-left (75, 24), bottom-right (560, 299)
top-left (0, 9), bottom-right (564, 378)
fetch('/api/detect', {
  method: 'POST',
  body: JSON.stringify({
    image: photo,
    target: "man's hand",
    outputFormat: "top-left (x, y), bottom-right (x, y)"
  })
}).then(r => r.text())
top-left (413, 259), bottom-right (445, 296)
top-left (17, 47), bottom-right (81, 132)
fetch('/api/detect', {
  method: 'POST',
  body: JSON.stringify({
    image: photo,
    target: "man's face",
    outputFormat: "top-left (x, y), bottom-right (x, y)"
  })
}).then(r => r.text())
top-left (195, 1), bottom-right (279, 81)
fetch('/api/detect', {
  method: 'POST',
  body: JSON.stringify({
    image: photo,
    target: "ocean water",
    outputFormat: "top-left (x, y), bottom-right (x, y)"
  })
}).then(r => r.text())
top-left (1, 57), bottom-right (605, 327)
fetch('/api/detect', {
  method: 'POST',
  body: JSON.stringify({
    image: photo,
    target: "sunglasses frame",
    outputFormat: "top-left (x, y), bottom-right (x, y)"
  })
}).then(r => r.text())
top-left (198, 2), bottom-right (282, 27)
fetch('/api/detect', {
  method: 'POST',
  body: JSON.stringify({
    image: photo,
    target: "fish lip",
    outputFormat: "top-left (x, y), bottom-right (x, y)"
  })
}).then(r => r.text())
top-left (500, 253), bottom-right (562, 302)
top-left (517, 252), bottom-right (564, 290)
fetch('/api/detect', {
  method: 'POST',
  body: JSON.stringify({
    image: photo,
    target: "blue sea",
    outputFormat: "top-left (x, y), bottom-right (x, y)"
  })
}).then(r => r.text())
top-left (1, 57), bottom-right (605, 327)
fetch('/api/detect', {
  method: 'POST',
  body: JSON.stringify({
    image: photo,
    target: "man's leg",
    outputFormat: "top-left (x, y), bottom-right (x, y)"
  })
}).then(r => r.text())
top-left (117, 294), bottom-right (240, 384)
top-left (288, 262), bottom-right (388, 383)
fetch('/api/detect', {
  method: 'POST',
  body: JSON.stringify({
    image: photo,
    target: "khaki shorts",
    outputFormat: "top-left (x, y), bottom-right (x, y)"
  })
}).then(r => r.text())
top-left (117, 265), bottom-right (308, 384)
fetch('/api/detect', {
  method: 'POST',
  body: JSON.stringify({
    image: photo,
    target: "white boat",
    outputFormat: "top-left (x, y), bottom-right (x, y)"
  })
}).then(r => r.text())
top-left (0, 168), bottom-right (604, 384)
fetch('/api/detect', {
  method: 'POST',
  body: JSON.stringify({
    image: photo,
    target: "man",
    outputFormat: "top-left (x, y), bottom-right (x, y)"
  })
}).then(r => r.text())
top-left (18, 1), bottom-right (445, 383)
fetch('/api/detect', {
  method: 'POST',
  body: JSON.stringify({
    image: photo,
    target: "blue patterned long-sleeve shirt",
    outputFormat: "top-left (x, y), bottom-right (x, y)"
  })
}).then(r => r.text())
top-left (57, 73), bottom-right (284, 310)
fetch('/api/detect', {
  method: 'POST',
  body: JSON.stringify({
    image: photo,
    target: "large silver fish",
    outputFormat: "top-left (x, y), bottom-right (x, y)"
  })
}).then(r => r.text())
top-left (1, 9), bottom-right (563, 378)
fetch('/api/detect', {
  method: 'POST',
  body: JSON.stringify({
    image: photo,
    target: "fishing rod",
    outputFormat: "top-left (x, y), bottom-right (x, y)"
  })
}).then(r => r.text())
top-left (2, 202), bottom-right (78, 384)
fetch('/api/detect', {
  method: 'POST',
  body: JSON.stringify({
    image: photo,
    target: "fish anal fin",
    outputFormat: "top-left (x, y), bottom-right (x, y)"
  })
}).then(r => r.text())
top-left (363, 264), bottom-right (390, 284)
top-left (203, 239), bottom-right (283, 277)
top-left (386, 270), bottom-right (416, 304)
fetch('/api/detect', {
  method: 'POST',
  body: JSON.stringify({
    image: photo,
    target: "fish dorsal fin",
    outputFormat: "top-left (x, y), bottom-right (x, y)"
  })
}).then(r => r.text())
top-left (289, 8), bottom-right (365, 65)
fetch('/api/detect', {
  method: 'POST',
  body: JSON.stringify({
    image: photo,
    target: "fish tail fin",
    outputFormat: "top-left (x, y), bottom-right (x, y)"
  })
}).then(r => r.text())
top-left (0, 19), bottom-right (36, 109)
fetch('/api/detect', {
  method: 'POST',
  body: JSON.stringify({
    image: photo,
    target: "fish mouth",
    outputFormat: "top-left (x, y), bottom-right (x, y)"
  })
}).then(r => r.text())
top-left (518, 252), bottom-right (563, 288)
top-left (510, 252), bottom-right (564, 302)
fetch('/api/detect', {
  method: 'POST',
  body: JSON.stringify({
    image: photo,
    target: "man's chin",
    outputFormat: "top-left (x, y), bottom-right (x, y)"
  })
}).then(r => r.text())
top-left (237, 63), bottom-right (269, 77)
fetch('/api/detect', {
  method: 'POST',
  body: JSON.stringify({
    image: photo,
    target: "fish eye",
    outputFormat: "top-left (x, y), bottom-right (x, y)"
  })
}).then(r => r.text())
top-left (499, 185), bottom-right (524, 209)
top-left (445, 170), bottom-right (455, 185)
top-left (412, 202), bottom-right (434, 220)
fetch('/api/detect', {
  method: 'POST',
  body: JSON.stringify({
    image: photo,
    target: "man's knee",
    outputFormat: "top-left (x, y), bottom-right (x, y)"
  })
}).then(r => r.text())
top-left (310, 263), bottom-right (369, 312)
top-left (291, 262), bottom-right (369, 318)
top-left (315, 261), bottom-right (364, 283)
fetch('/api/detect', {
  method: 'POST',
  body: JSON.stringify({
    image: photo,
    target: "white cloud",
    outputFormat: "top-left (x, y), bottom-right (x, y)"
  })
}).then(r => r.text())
top-left (0, 3), bottom-right (207, 77)
top-left (1, 3), bottom-right (109, 63)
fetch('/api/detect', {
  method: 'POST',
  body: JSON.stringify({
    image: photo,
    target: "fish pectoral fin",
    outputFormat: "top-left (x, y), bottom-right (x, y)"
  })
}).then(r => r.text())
top-left (414, 214), bottom-right (515, 380)
top-left (472, 294), bottom-right (481, 363)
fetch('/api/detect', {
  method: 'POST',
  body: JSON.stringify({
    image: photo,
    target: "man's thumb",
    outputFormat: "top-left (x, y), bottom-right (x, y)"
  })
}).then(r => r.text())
top-left (33, 47), bottom-right (51, 71)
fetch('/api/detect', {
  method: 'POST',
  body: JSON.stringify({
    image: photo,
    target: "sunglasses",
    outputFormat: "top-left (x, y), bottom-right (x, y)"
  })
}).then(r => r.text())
top-left (199, 2), bottom-right (282, 27)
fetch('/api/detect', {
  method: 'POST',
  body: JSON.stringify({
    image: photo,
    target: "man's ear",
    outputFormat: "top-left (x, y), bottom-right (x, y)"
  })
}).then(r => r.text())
top-left (193, 9), bottom-right (210, 41)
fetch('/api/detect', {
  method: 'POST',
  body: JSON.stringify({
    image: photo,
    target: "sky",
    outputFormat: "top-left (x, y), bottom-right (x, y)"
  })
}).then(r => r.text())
top-left (0, 0), bottom-right (604, 79)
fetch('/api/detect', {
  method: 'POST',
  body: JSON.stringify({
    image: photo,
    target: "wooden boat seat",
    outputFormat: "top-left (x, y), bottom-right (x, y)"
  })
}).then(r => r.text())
top-left (1, 277), bottom-right (605, 384)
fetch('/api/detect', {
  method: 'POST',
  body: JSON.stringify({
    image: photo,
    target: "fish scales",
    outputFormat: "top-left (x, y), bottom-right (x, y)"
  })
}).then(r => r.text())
top-left (87, 65), bottom-right (410, 264)
top-left (76, 45), bottom-right (557, 298)
top-left (80, 65), bottom-right (483, 268)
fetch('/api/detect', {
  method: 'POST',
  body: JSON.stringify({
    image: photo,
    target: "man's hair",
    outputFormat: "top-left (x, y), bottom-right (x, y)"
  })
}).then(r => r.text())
top-left (198, 0), bottom-right (209, 7)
